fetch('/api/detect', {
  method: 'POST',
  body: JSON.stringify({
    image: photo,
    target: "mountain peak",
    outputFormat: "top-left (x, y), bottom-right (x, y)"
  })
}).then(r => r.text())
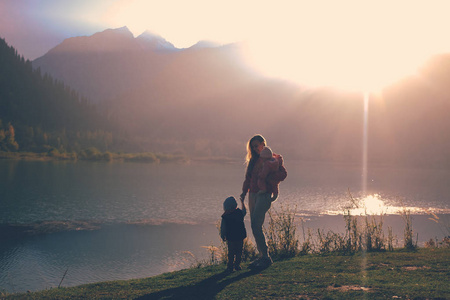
top-left (137, 30), bottom-right (162, 39)
top-left (90, 26), bottom-right (135, 43)
top-left (47, 27), bottom-right (136, 54)
top-left (116, 26), bottom-right (133, 34)
top-left (136, 30), bottom-right (177, 51)
top-left (189, 40), bottom-right (221, 49)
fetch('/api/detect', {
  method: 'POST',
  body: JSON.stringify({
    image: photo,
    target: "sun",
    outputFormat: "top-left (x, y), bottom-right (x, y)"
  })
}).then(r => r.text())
top-left (239, 1), bottom-right (450, 92)
top-left (97, 0), bottom-right (450, 91)
top-left (241, 26), bottom-right (426, 92)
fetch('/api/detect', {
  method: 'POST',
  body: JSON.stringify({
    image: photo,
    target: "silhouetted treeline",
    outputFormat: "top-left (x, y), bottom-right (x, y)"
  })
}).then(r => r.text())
top-left (0, 38), bottom-right (116, 153)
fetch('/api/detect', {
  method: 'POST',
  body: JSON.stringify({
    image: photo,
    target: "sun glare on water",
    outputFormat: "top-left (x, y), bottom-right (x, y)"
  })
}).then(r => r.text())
top-left (353, 194), bottom-right (388, 215)
top-left (325, 194), bottom-right (442, 216)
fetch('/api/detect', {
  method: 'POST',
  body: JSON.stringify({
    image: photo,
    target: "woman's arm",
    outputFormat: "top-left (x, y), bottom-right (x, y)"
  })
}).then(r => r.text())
top-left (241, 164), bottom-right (252, 199)
top-left (240, 199), bottom-right (247, 217)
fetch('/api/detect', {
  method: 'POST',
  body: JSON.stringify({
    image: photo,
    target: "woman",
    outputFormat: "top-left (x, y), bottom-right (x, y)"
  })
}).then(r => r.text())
top-left (239, 134), bottom-right (279, 268)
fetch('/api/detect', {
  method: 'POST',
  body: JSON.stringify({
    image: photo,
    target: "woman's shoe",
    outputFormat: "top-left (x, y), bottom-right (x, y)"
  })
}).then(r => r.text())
top-left (255, 256), bottom-right (272, 268)
top-left (248, 258), bottom-right (263, 268)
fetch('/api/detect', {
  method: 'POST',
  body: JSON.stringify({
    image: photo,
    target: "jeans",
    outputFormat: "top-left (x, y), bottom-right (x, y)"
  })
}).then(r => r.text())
top-left (249, 192), bottom-right (272, 257)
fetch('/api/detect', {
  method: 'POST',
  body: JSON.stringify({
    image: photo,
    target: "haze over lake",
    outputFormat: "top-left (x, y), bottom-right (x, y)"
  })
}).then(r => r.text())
top-left (2, 1), bottom-right (450, 295)
top-left (1, 160), bottom-right (448, 292)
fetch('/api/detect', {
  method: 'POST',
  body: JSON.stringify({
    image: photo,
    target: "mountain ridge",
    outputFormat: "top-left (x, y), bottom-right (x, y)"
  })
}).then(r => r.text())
top-left (33, 27), bottom-right (247, 104)
top-left (136, 30), bottom-right (177, 51)
top-left (27, 28), bottom-right (450, 166)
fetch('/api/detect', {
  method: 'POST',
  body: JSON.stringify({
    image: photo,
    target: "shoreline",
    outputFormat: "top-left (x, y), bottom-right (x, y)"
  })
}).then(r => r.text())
top-left (1, 213), bottom-right (448, 293)
top-left (3, 248), bottom-right (449, 299)
top-left (1, 213), bottom-right (448, 241)
top-left (3, 151), bottom-right (450, 170)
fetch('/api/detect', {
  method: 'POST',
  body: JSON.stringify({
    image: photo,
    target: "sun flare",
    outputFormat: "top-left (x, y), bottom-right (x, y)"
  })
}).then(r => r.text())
top-left (96, 0), bottom-right (450, 91)
top-left (241, 22), bottom-right (429, 92)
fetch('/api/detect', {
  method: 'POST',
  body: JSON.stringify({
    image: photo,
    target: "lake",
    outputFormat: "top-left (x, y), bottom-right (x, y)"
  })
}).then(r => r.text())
top-left (1, 159), bottom-right (449, 293)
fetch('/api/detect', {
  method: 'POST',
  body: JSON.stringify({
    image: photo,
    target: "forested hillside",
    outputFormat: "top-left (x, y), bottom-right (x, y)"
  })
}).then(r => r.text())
top-left (0, 38), bottom-right (115, 154)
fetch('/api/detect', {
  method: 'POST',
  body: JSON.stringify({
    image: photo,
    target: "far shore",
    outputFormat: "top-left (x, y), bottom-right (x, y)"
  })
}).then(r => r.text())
top-left (0, 150), bottom-right (187, 163)
top-left (0, 150), bottom-right (246, 164)
top-left (3, 151), bottom-right (450, 170)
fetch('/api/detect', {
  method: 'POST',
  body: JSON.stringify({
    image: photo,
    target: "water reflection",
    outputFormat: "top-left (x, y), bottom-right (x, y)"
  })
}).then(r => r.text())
top-left (0, 223), bottom-right (220, 293)
top-left (1, 160), bottom-right (450, 293)
top-left (326, 193), bottom-right (450, 216)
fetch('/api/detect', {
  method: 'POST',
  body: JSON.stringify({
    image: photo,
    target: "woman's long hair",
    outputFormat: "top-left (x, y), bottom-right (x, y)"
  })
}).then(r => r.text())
top-left (245, 134), bottom-right (266, 175)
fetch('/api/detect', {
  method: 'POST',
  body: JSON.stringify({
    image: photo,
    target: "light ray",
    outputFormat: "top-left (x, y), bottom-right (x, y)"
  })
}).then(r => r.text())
top-left (362, 92), bottom-right (369, 196)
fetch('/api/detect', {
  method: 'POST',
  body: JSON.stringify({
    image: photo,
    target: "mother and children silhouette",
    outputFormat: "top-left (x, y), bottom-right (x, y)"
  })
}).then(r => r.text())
top-left (220, 134), bottom-right (287, 272)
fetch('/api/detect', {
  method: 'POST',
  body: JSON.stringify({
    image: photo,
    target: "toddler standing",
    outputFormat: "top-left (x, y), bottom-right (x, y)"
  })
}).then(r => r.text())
top-left (220, 196), bottom-right (247, 272)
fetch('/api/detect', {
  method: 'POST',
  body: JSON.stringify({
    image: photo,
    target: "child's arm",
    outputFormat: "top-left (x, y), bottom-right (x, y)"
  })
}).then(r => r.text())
top-left (220, 219), bottom-right (226, 241)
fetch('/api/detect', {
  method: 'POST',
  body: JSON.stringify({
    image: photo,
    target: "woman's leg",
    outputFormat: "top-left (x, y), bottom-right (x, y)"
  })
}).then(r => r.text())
top-left (250, 192), bottom-right (272, 257)
top-left (248, 193), bottom-right (256, 217)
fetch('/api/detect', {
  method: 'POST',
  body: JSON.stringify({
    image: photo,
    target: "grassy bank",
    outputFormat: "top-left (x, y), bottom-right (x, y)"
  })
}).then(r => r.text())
top-left (2, 248), bottom-right (449, 299)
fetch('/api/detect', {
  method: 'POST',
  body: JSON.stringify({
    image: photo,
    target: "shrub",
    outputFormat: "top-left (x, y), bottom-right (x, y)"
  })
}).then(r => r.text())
top-left (364, 215), bottom-right (385, 252)
top-left (266, 204), bottom-right (300, 259)
top-left (299, 220), bottom-right (313, 255)
top-left (78, 147), bottom-right (103, 160)
top-left (208, 193), bottom-right (428, 267)
top-left (47, 147), bottom-right (60, 157)
top-left (401, 207), bottom-right (417, 250)
top-left (124, 152), bottom-right (160, 163)
top-left (316, 229), bottom-right (346, 254)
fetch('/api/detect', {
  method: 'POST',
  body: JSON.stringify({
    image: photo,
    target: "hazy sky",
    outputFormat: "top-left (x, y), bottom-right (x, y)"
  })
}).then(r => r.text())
top-left (1, 0), bottom-right (450, 90)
